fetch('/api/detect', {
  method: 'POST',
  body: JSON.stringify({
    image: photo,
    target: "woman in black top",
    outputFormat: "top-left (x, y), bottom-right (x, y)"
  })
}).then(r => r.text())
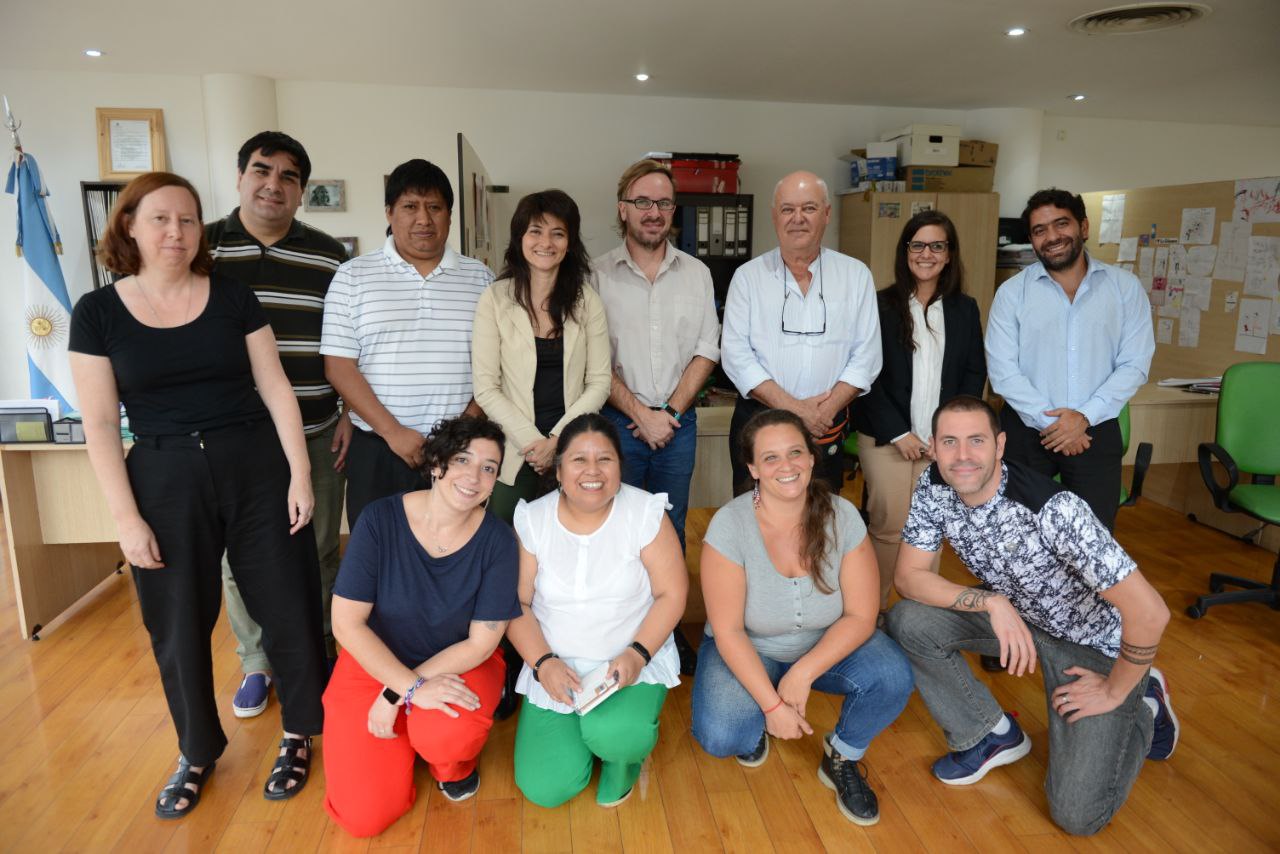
top-left (851, 210), bottom-right (987, 613)
top-left (470, 189), bottom-right (611, 523)
top-left (68, 172), bottom-right (327, 818)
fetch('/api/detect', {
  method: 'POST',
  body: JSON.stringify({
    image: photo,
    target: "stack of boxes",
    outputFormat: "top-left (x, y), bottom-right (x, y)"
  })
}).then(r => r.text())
top-left (843, 124), bottom-right (999, 194)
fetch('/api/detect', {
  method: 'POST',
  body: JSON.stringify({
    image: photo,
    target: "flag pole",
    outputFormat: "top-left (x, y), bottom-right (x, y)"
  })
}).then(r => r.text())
top-left (3, 95), bottom-right (22, 154)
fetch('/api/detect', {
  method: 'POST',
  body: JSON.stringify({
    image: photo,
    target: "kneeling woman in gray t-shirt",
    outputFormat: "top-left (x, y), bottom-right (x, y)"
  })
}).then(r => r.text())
top-left (691, 408), bottom-right (913, 827)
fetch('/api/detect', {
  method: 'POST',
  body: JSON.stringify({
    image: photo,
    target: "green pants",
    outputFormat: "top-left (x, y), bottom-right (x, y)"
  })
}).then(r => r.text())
top-left (488, 462), bottom-right (542, 525)
top-left (222, 422), bottom-right (345, 670)
top-left (514, 683), bottom-right (667, 808)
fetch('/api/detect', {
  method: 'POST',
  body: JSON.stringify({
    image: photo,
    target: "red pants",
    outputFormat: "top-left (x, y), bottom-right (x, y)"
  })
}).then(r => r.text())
top-left (322, 647), bottom-right (505, 837)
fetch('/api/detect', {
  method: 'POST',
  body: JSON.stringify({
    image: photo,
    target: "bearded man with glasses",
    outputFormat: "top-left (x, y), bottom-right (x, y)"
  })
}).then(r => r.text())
top-left (721, 170), bottom-right (881, 495)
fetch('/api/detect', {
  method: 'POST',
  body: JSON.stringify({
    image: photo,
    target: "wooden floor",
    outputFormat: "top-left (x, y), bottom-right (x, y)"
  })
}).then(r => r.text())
top-left (1, 480), bottom-right (1278, 853)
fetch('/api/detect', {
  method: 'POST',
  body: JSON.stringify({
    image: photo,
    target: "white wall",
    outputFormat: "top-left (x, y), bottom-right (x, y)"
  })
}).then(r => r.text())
top-left (1039, 115), bottom-right (1280, 194)
top-left (4, 65), bottom-right (1280, 400)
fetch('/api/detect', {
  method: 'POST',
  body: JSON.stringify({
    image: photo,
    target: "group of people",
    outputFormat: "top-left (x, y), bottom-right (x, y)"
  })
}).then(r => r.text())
top-left (66, 128), bottom-right (1178, 839)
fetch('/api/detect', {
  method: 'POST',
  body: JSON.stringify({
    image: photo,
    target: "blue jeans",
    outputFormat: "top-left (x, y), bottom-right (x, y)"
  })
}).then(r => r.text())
top-left (690, 630), bottom-right (913, 760)
top-left (603, 405), bottom-right (698, 552)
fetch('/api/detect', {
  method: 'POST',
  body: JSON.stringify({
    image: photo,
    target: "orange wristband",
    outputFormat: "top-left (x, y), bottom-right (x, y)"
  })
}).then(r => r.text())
top-left (762, 698), bottom-right (784, 715)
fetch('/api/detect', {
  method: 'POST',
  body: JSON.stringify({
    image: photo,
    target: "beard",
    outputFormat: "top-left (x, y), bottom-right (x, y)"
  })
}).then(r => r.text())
top-left (1035, 234), bottom-right (1084, 272)
top-left (627, 219), bottom-right (670, 251)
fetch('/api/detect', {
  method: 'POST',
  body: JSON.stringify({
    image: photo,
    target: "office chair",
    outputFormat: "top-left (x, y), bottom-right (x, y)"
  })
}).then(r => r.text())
top-left (1119, 403), bottom-right (1153, 508)
top-left (1185, 362), bottom-right (1280, 619)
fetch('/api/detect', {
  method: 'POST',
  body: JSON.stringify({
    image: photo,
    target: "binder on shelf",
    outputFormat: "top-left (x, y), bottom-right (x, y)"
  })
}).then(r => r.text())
top-left (678, 205), bottom-right (698, 255)
top-left (736, 203), bottom-right (750, 256)
top-left (696, 207), bottom-right (710, 255)
top-left (709, 206), bottom-right (725, 256)
top-left (724, 207), bottom-right (737, 256)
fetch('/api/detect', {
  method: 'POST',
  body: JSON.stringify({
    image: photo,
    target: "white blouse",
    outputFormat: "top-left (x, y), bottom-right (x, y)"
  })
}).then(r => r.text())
top-left (512, 483), bottom-right (681, 713)
top-left (908, 295), bottom-right (945, 442)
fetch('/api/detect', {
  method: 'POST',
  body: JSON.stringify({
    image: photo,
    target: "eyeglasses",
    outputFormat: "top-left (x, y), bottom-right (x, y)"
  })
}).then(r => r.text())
top-left (620, 197), bottom-right (675, 211)
top-left (907, 240), bottom-right (949, 254)
top-left (781, 254), bottom-right (826, 336)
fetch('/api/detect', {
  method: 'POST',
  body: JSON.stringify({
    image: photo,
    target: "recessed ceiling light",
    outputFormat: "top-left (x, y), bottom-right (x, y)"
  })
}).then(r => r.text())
top-left (1070, 93), bottom-right (1087, 101)
top-left (634, 73), bottom-right (649, 82)
top-left (84, 49), bottom-right (104, 57)
top-left (1006, 27), bottom-right (1027, 36)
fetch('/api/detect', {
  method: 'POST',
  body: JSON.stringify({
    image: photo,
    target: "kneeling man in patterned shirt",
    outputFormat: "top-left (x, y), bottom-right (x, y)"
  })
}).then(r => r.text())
top-left (886, 395), bottom-right (1179, 836)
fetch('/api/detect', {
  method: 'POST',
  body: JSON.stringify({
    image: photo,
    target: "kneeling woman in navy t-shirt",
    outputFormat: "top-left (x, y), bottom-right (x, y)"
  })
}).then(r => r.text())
top-left (323, 416), bottom-right (521, 837)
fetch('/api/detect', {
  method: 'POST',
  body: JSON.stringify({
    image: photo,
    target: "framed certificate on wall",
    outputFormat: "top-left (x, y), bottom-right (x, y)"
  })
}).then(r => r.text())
top-left (95, 107), bottom-right (167, 180)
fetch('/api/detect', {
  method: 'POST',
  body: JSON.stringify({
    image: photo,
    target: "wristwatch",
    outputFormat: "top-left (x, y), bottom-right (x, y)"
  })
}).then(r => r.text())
top-left (381, 686), bottom-right (402, 705)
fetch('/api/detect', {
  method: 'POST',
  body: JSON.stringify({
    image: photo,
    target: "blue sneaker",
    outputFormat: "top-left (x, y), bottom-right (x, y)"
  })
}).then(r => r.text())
top-left (932, 713), bottom-right (1031, 785)
top-left (1145, 667), bottom-right (1180, 760)
top-left (232, 672), bottom-right (272, 718)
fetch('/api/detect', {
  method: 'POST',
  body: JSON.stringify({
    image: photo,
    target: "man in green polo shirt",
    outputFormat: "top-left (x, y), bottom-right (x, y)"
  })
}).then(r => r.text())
top-left (206, 131), bottom-right (352, 717)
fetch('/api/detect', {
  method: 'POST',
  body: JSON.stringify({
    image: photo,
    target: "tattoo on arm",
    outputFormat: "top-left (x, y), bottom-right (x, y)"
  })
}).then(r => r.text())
top-left (1119, 640), bottom-right (1158, 666)
top-left (482, 621), bottom-right (500, 632)
top-left (950, 588), bottom-right (994, 611)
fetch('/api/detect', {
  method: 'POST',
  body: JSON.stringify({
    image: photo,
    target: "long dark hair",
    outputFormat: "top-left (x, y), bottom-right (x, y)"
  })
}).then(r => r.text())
top-left (498, 189), bottom-right (591, 338)
top-left (740, 409), bottom-right (836, 595)
top-left (883, 210), bottom-right (965, 352)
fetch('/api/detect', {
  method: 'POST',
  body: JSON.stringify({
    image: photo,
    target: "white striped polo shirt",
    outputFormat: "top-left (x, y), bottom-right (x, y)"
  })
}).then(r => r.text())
top-left (320, 236), bottom-right (494, 435)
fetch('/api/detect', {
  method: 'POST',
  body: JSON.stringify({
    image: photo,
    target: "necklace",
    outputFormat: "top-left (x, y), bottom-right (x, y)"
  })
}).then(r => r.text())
top-left (419, 506), bottom-right (472, 554)
top-left (134, 272), bottom-right (194, 326)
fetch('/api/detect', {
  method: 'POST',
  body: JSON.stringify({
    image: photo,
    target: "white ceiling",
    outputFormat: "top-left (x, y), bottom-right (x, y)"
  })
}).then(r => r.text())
top-left (7, 0), bottom-right (1279, 127)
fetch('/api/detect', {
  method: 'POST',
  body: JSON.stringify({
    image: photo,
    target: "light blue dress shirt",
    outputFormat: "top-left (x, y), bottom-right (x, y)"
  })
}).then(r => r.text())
top-left (721, 247), bottom-right (881, 400)
top-left (985, 254), bottom-right (1154, 431)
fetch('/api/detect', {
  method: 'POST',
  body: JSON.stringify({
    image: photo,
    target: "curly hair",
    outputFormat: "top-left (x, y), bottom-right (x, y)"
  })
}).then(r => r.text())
top-left (739, 408), bottom-right (836, 595)
top-left (419, 415), bottom-right (506, 481)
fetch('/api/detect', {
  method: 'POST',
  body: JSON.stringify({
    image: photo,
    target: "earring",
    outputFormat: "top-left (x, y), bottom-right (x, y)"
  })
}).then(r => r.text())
top-left (752, 480), bottom-right (762, 510)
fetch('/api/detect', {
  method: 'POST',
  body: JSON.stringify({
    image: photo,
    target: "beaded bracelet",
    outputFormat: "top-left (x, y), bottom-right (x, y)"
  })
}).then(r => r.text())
top-left (403, 676), bottom-right (427, 715)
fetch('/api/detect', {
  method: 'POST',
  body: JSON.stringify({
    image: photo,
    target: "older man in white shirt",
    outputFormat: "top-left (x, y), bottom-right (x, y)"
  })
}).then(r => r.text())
top-left (721, 170), bottom-right (881, 494)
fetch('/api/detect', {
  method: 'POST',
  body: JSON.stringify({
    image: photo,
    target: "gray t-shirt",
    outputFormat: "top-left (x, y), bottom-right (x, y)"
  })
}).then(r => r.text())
top-left (703, 492), bottom-right (866, 663)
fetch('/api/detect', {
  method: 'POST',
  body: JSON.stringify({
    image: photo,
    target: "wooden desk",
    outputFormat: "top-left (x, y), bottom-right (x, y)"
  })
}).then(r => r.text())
top-left (0, 443), bottom-right (125, 639)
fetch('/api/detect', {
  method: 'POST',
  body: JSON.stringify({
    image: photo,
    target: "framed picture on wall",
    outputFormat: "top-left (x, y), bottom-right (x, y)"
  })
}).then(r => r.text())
top-left (95, 108), bottom-right (167, 180)
top-left (335, 236), bottom-right (359, 258)
top-left (305, 179), bottom-right (346, 212)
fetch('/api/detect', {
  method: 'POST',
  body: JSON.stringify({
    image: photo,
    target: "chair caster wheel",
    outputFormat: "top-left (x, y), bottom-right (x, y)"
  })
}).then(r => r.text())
top-left (1185, 604), bottom-right (1205, 619)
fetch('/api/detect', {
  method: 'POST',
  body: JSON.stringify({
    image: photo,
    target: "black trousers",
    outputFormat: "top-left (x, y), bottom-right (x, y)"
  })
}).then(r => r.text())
top-left (999, 406), bottom-right (1123, 532)
top-left (344, 427), bottom-right (426, 527)
top-left (126, 419), bottom-right (326, 765)
top-left (729, 397), bottom-right (847, 497)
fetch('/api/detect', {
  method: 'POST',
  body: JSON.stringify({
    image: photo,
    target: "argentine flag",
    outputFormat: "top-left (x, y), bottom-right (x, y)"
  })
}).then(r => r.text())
top-left (6, 152), bottom-right (77, 411)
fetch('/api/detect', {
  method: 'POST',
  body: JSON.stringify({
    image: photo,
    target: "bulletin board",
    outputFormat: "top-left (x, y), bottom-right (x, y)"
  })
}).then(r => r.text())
top-left (1083, 177), bottom-right (1280, 381)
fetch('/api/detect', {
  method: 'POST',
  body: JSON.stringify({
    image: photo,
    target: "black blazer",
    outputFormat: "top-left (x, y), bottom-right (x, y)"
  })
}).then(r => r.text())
top-left (852, 290), bottom-right (987, 446)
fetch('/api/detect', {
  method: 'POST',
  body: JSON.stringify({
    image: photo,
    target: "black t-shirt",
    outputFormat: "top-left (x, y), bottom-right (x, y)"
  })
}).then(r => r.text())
top-left (333, 494), bottom-right (522, 668)
top-left (68, 273), bottom-right (270, 435)
top-left (532, 335), bottom-right (565, 436)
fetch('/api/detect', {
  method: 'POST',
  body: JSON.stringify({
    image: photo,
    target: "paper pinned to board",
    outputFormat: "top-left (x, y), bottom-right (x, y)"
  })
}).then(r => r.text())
top-left (1185, 245), bottom-right (1217, 277)
top-left (1177, 306), bottom-right (1201, 347)
top-left (1158, 282), bottom-right (1185, 318)
top-left (1179, 207), bottom-right (1216, 244)
top-left (1149, 276), bottom-right (1168, 306)
top-left (1235, 297), bottom-right (1272, 354)
top-left (1233, 177), bottom-right (1280, 223)
top-left (1156, 318), bottom-right (1174, 345)
top-left (1117, 237), bottom-right (1138, 262)
top-left (1180, 276), bottom-right (1213, 311)
top-left (1213, 221), bottom-right (1251, 281)
top-left (1243, 235), bottom-right (1280, 297)
top-left (1167, 244), bottom-right (1190, 279)
top-left (1154, 246), bottom-right (1170, 278)
top-left (1274, 295), bottom-right (1280, 335)
top-left (1100, 194), bottom-right (1126, 244)
top-left (1225, 291), bottom-right (1238, 312)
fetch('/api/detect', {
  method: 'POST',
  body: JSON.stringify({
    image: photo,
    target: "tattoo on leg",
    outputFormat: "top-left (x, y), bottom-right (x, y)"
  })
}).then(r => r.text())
top-left (1119, 640), bottom-right (1158, 666)
top-left (950, 588), bottom-right (993, 611)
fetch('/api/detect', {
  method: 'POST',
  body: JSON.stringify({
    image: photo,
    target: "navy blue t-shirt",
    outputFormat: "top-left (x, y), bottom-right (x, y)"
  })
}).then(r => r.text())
top-left (333, 494), bottom-right (521, 667)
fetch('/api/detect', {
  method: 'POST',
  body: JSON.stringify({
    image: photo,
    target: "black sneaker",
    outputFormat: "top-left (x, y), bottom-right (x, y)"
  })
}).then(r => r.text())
top-left (438, 768), bottom-right (480, 802)
top-left (735, 731), bottom-right (769, 768)
top-left (818, 744), bottom-right (879, 826)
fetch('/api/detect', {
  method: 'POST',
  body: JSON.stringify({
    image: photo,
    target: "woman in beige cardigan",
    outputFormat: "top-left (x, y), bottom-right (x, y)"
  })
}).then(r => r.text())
top-left (472, 189), bottom-right (611, 522)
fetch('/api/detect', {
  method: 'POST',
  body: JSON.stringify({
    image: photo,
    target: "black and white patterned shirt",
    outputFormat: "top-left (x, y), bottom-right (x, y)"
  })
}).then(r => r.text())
top-left (902, 460), bottom-right (1135, 657)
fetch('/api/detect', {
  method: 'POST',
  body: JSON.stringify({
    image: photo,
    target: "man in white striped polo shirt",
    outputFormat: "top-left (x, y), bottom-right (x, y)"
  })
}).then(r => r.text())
top-left (207, 131), bottom-right (350, 718)
top-left (322, 159), bottom-right (494, 526)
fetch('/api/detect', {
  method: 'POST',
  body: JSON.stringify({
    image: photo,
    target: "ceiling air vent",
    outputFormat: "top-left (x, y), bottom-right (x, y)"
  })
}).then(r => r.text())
top-left (1068, 3), bottom-right (1212, 35)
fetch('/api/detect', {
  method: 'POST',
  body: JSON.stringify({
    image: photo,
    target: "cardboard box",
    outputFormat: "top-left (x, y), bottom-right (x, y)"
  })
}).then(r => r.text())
top-left (848, 144), bottom-right (897, 180)
top-left (881, 123), bottom-right (960, 166)
top-left (900, 165), bottom-right (995, 193)
top-left (958, 139), bottom-right (999, 167)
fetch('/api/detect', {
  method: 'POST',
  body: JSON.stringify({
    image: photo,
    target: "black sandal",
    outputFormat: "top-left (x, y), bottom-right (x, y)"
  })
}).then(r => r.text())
top-left (154, 757), bottom-right (215, 819)
top-left (263, 736), bottom-right (312, 801)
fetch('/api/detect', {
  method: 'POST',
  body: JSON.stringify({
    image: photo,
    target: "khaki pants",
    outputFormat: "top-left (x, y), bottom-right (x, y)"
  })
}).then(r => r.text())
top-left (222, 422), bottom-right (346, 670)
top-left (857, 432), bottom-right (941, 610)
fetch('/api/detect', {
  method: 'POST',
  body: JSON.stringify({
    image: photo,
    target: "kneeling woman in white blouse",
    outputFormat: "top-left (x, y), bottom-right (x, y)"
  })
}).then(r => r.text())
top-left (507, 413), bottom-right (687, 808)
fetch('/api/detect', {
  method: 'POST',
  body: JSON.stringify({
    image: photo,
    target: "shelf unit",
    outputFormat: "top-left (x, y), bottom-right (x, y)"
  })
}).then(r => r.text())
top-left (79, 180), bottom-right (126, 290)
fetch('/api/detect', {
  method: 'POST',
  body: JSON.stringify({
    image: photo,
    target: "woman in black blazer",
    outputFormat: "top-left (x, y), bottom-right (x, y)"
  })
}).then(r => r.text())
top-left (852, 210), bottom-right (987, 612)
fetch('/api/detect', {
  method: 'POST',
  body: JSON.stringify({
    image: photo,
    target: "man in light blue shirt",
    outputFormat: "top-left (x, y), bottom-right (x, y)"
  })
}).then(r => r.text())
top-left (985, 188), bottom-right (1154, 532)
top-left (721, 170), bottom-right (881, 494)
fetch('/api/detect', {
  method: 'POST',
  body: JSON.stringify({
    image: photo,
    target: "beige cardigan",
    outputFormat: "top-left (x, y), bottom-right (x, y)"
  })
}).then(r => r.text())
top-left (471, 278), bottom-right (612, 485)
